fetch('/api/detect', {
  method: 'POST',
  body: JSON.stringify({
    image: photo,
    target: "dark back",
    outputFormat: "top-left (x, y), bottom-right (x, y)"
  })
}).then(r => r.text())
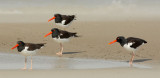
top-left (127, 37), bottom-right (147, 48)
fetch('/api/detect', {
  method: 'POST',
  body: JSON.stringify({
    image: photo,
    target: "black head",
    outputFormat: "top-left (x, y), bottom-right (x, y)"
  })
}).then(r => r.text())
top-left (11, 41), bottom-right (24, 50)
top-left (116, 36), bottom-right (125, 43)
top-left (54, 14), bottom-right (62, 23)
top-left (54, 14), bottom-right (61, 17)
top-left (115, 36), bottom-right (127, 46)
top-left (13, 41), bottom-right (26, 52)
top-left (108, 36), bottom-right (126, 47)
top-left (51, 28), bottom-right (60, 38)
top-left (17, 41), bottom-right (25, 46)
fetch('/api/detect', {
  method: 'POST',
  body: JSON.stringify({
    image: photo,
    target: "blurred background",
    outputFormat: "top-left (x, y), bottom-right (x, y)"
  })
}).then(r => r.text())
top-left (0, 0), bottom-right (160, 23)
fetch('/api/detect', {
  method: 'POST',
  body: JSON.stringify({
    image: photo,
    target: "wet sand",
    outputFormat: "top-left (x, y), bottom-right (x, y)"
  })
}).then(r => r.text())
top-left (0, 53), bottom-right (151, 69)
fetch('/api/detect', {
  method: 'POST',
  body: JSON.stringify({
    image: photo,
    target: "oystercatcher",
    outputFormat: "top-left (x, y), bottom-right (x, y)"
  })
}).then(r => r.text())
top-left (48, 14), bottom-right (76, 27)
top-left (11, 41), bottom-right (45, 69)
top-left (109, 36), bottom-right (147, 65)
top-left (44, 28), bottom-right (78, 56)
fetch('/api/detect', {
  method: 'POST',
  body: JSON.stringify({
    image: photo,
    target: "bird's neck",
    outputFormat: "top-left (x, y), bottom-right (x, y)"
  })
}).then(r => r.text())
top-left (17, 46), bottom-right (25, 52)
top-left (119, 39), bottom-right (127, 47)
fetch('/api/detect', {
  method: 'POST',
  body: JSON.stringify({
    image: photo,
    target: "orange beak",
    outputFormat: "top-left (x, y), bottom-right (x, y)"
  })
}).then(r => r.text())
top-left (108, 40), bottom-right (117, 44)
top-left (11, 44), bottom-right (19, 50)
top-left (48, 17), bottom-right (56, 22)
top-left (44, 31), bottom-right (52, 37)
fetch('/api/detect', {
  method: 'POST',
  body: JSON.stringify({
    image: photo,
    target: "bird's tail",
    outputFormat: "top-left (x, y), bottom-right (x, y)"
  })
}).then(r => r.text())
top-left (143, 40), bottom-right (147, 44)
top-left (71, 33), bottom-right (79, 37)
top-left (70, 15), bottom-right (76, 20)
top-left (38, 43), bottom-right (46, 47)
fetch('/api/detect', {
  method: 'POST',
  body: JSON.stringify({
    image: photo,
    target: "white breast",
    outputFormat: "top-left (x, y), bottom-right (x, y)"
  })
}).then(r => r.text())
top-left (20, 47), bottom-right (37, 56)
top-left (53, 38), bottom-right (69, 43)
top-left (123, 43), bottom-right (136, 52)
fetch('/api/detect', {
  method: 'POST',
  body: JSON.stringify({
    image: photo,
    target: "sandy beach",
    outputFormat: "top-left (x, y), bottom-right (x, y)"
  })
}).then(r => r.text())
top-left (1, 21), bottom-right (160, 61)
top-left (0, 21), bottom-right (160, 78)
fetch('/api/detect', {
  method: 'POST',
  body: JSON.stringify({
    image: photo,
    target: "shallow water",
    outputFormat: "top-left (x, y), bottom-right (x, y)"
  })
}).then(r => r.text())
top-left (0, 53), bottom-right (151, 69)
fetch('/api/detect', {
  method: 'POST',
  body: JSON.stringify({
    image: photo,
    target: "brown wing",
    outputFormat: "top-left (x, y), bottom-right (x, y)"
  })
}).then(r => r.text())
top-left (58, 30), bottom-right (78, 39)
top-left (25, 43), bottom-right (46, 51)
top-left (127, 37), bottom-right (147, 49)
top-left (61, 15), bottom-right (75, 25)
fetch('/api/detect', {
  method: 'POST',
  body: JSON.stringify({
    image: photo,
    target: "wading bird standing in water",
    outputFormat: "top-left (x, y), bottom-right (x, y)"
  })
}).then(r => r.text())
top-left (109, 36), bottom-right (147, 66)
top-left (11, 41), bottom-right (45, 69)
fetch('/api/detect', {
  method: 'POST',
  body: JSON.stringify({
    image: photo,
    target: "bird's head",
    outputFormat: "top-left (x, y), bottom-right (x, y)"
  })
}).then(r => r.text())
top-left (11, 41), bottom-right (25, 50)
top-left (44, 28), bottom-right (60, 38)
top-left (108, 36), bottom-right (125, 44)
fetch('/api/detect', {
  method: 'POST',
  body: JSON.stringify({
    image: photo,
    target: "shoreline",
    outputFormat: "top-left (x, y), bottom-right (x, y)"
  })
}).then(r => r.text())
top-left (0, 52), bottom-right (152, 69)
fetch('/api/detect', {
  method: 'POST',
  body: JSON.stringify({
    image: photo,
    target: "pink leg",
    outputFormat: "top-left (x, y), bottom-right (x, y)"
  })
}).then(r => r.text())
top-left (129, 52), bottom-right (135, 65)
top-left (60, 43), bottom-right (63, 55)
top-left (30, 56), bottom-right (32, 70)
top-left (56, 43), bottom-right (63, 56)
top-left (22, 56), bottom-right (27, 70)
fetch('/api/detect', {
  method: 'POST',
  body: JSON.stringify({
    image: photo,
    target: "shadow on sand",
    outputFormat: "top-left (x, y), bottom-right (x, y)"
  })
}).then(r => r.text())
top-left (126, 59), bottom-right (152, 63)
top-left (63, 51), bottom-right (85, 54)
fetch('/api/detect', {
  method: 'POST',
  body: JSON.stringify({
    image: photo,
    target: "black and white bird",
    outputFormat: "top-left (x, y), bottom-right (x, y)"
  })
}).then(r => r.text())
top-left (109, 36), bottom-right (147, 65)
top-left (48, 14), bottom-right (76, 27)
top-left (11, 41), bottom-right (45, 69)
top-left (44, 28), bottom-right (78, 56)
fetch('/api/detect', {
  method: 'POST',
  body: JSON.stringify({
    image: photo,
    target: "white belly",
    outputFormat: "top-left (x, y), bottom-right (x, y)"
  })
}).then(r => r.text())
top-left (20, 47), bottom-right (37, 56)
top-left (53, 38), bottom-right (69, 43)
top-left (123, 43), bottom-right (136, 52)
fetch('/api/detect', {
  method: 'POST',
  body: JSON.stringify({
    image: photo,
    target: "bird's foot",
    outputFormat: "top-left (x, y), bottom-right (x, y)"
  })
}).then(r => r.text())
top-left (21, 67), bottom-right (27, 70)
top-left (56, 52), bottom-right (62, 56)
top-left (129, 61), bottom-right (132, 64)
top-left (29, 68), bottom-right (32, 70)
top-left (129, 62), bottom-right (133, 67)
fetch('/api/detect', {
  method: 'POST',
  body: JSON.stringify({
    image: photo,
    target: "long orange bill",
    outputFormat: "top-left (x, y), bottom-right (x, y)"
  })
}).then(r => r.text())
top-left (108, 40), bottom-right (117, 44)
top-left (48, 17), bottom-right (56, 22)
top-left (44, 31), bottom-right (52, 37)
top-left (11, 44), bottom-right (19, 50)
